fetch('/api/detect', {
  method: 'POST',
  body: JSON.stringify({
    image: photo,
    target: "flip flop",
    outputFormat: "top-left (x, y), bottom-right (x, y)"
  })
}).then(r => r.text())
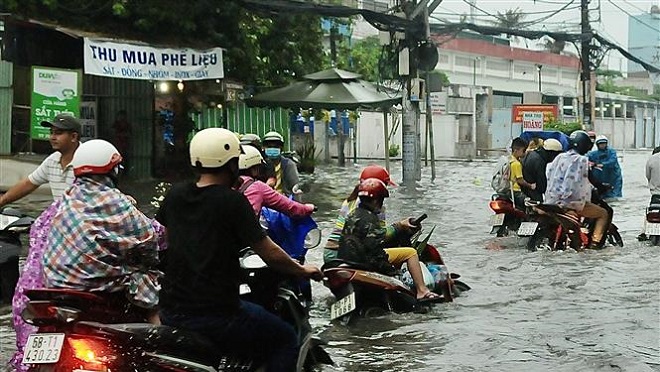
top-left (416, 291), bottom-right (443, 304)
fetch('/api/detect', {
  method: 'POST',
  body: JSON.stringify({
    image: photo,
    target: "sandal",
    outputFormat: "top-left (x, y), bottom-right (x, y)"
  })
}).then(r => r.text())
top-left (416, 291), bottom-right (442, 304)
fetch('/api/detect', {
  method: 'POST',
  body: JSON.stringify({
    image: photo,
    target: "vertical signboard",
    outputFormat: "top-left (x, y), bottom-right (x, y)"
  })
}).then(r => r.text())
top-left (30, 67), bottom-right (81, 140)
top-left (79, 101), bottom-right (98, 141)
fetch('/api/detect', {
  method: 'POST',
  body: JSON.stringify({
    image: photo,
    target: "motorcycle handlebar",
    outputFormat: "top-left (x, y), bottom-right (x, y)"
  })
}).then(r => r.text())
top-left (409, 214), bottom-right (428, 226)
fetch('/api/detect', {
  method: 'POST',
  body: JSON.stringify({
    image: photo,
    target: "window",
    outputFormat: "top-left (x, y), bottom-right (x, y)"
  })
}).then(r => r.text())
top-left (626, 103), bottom-right (635, 118)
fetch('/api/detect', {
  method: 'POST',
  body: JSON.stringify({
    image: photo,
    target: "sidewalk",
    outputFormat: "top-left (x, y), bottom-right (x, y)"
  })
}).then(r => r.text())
top-left (0, 155), bottom-right (51, 195)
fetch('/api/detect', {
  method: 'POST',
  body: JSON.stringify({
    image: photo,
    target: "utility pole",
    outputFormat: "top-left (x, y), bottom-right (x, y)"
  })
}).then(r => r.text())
top-left (580, 0), bottom-right (593, 131)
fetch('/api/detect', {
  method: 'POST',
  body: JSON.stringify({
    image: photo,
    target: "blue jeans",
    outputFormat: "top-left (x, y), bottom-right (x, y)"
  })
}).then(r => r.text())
top-left (160, 300), bottom-right (298, 372)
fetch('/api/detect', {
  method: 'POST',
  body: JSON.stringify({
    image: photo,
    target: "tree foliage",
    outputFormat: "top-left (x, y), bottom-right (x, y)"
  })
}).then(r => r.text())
top-left (0, 0), bottom-right (325, 87)
top-left (335, 36), bottom-right (382, 81)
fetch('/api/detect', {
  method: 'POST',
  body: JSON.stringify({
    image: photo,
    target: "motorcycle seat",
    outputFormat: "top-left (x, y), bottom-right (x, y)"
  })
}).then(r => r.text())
top-left (82, 322), bottom-right (221, 366)
top-left (322, 259), bottom-right (373, 272)
top-left (648, 204), bottom-right (660, 211)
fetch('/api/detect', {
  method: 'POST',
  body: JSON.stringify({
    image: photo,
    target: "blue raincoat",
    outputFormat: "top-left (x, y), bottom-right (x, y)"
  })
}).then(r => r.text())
top-left (587, 142), bottom-right (623, 198)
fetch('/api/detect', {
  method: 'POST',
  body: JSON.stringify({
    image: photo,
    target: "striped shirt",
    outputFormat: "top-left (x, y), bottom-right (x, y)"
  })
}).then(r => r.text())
top-left (28, 152), bottom-right (74, 199)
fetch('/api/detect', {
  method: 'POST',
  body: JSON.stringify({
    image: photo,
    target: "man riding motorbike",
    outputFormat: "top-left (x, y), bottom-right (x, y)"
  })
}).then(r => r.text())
top-left (337, 178), bottom-right (439, 301)
top-left (521, 138), bottom-right (564, 202)
top-left (545, 130), bottom-right (609, 250)
top-left (155, 128), bottom-right (322, 372)
top-left (237, 144), bottom-right (315, 218)
top-left (510, 137), bottom-right (536, 210)
top-left (262, 131), bottom-right (300, 197)
top-left (639, 146), bottom-right (660, 240)
top-left (588, 135), bottom-right (623, 199)
top-left (323, 165), bottom-right (400, 263)
top-left (43, 139), bottom-right (161, 321)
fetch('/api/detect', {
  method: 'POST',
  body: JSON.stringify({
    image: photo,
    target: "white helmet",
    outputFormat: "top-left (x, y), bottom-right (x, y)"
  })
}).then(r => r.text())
top-left (71, 139), bottom-right (122, 177)
top-left (189, 128), bottom-right (241, 168)
top-left (262, 131), bottom-right (284, 145)
top-left (239, 145), bottom-right (265, 170)
top-left (595, 135), bottom-right (608, 145)
top-left (543, 138), bottom-right (563, 152)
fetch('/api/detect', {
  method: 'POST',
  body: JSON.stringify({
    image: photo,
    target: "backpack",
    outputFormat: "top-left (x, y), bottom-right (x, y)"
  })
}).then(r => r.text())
top-left (491, 155), bottom-right (512, 195)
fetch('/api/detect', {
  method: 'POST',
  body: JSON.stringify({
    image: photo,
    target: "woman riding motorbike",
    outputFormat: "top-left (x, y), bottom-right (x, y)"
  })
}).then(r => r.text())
top-left (236, 145), bottom-right (314, 218)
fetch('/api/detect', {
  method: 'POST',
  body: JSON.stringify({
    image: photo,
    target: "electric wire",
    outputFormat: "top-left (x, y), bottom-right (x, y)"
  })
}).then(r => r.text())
top-left (606, 0), bottom-right (660, 33)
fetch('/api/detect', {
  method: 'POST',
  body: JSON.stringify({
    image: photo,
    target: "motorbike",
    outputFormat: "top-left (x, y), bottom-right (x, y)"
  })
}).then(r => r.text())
top-left (642, 195), bottom-right (660, 246)
top-left (521, 198), bottom-right (624, 251)
top-left (488, 194), bottom-right (527, 237)
top-left (322, 214), bottom-right (470, 323)
top-left (0, 206), bottom-right (34, 304)
top-left (19, 248), bottom-right (332, 371)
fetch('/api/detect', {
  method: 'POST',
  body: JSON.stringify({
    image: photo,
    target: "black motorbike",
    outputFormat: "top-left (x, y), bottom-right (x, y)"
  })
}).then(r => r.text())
top-left (0, 207), bottom-right (34, 304)
top-left (522, 196), bottom-right (623, 251)
top-left (642, 195), bottom-right (660, 246)
top-left (20, 249), bottom-right (332, 371)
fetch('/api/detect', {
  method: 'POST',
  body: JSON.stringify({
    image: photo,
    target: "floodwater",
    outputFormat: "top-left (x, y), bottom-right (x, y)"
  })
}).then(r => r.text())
top-left (1, 151), bottom-right (658, 371)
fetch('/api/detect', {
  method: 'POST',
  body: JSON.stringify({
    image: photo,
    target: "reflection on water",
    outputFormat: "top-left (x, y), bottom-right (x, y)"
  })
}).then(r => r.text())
top-left (2, 153), bottom-right (659, 371)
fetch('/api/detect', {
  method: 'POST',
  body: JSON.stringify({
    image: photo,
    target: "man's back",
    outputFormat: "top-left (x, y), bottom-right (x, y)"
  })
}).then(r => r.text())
top-left (647, 153), bottom-right (660, 195)
top-left (156, 182), bottom-right (265, 315)
top-left (521, 149), bottom-right (546, 200)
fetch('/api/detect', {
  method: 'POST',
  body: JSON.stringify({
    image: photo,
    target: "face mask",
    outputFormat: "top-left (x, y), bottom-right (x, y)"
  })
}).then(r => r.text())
top-left (264, 147), bottom-right (281, 158)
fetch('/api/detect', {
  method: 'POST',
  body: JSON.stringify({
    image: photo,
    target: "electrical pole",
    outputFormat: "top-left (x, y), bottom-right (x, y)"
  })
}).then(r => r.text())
top-left (401, 0), bottom-right (422, 183)
top-left (580, 0), bottom-right (593, 131)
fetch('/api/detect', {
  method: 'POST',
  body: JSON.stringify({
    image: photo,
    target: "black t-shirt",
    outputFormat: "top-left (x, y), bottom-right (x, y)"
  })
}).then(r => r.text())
top-left (156, 182), bottom-right (266, 315)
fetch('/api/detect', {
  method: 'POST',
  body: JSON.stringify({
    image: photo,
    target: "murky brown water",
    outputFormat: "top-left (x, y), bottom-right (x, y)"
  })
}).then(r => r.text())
top-left (2, 152), bottom-right (659, 371)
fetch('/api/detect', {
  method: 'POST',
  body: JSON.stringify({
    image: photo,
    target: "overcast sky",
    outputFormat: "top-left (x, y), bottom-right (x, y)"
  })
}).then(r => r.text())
top-left (431, 0), bottom-right (660, 71)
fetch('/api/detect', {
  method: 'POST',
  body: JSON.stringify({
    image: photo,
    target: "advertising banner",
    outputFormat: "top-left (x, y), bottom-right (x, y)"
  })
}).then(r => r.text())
top-left (512, 104), bottom-right (558, 124)
top-left (83, 38), bottom-right (224, 81)
top-left (30, 67), bottom-right (81, 140)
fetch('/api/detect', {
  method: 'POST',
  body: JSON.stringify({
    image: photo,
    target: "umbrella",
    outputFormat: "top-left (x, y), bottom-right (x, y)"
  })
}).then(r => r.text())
top-left (246, 68), bottom-right (401, 110)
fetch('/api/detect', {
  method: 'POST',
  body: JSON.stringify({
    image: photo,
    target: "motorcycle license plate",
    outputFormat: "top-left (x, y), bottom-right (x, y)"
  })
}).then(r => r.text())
top-left (646, 223), bottom-right (660, 236)
top-left (517, 222), bottom-right (538, 236)
top-left (490, 214), bottom-right (505, 226)
top-left (22, 333), bottom-right (65, 364)
top-left (330, 292), bottom-right (356, 320)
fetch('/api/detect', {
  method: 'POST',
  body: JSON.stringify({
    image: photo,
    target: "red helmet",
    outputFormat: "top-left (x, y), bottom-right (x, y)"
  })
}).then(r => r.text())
top-left (359, 165), bottom-right (396, 186)
top-left (358, 178), bottom-right (390, 199)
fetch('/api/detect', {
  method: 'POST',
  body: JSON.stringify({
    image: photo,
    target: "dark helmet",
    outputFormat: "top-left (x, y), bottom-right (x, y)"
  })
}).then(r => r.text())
top-left (240, 133), bottom-right (262, 149)
top-left (569, 130), bottom-right (593, 155)
top-left (358, 178), bottom-right (390, 199)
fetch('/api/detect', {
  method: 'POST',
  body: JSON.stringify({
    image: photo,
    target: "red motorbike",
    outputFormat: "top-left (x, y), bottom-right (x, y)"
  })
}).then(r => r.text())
top-left (488, 195), bottom-right (527, 237)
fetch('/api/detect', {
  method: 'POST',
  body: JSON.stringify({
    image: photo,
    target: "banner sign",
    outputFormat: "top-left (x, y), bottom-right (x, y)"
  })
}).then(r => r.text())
top-left (79, 101), bottom-right (97, 140)
top-left (512, 104), bottom-right (558, 124)
top-left (83, 38), bottom-right (224, 81)
top-left (30, 66), bottom-right (81, 140)
top-left (522, 112), bottom-right (544, 131)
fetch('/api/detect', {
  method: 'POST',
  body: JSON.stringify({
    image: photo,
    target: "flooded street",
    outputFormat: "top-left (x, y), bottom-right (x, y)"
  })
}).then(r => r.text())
top-left (2, 151), bottom-right (659, 371)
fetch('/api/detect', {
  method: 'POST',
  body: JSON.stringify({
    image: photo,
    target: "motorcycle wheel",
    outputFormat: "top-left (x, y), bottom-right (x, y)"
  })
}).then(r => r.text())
top-left (495, 224), bottom-right (508, 237)
top-left (527, 228), bottom-right (551, 251)
top-left (651, 235), bottom-right (660, 246)
top-left (362, 307), bottom-right (387, 318)
top-left (607, 230), bottom-right (624, 247)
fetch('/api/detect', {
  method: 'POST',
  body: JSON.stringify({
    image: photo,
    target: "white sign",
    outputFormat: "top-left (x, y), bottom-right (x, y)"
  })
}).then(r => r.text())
top-left (79, 101), bottom-right (97, 140)
top-left (83, 38), bottom-right (224, 81)
top-left (522, 112), bottom-right (544, 132)
top-left (429, 92), bottom-right (447, 115)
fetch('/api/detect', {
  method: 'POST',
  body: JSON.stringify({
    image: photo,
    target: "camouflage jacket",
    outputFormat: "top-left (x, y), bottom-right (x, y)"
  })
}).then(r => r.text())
top-left (337, 206), bottom-right (396, 276)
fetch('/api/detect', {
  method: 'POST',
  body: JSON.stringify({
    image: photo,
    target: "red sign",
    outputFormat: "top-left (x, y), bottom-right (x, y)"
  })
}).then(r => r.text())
top-left (512, 104), bottom-right (558, 124)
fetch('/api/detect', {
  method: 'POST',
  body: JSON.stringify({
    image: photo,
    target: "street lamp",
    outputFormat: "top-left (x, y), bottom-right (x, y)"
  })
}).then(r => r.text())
top-left (536, 64), bottom-right (543, 93)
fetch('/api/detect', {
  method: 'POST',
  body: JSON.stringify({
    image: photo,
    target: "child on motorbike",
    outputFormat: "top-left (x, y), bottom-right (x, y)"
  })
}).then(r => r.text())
top-left (236, 145), bottom-right (315, 217)
top-left (337, 178), bottom-right (440, 301)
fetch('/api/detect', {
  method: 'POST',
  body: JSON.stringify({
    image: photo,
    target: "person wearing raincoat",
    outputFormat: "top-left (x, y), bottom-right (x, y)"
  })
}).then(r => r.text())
top-left (587, 135), bottom-right (623, 199)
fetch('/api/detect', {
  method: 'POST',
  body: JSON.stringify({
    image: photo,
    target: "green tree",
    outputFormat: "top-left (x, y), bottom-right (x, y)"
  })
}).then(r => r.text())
top-left (1, 0), bottom-right (325, 87)
top-left (491, 8), bottom-right (527, 41)
top-left (336, 36), bottom-right (382, 81)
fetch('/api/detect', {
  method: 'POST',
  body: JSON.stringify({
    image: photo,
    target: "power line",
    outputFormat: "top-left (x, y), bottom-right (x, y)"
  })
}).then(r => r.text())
top-left (620, 0), bottom-right (651, 14)
top-left (459, 0), bottom-right (578, 27)
top-left (606, 0), bottom-right (660, 34)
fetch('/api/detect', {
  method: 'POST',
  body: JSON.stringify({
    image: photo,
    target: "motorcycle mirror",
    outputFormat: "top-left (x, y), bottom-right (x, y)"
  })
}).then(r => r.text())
top-left (240, 254), bottom-right (267, 269)
top-left (304, 228), bottom-right (322, 249)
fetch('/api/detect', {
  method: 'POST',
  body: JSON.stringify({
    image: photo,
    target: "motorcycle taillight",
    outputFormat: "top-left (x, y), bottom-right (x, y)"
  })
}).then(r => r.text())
top-left (64, 336), bottom-right (116, 371)
top-left (648, 211), bottom-right (660, 223)
top-left (489, 199), bottom-right (513, 213)
top-left (324, 269), bottom-right (356, 289)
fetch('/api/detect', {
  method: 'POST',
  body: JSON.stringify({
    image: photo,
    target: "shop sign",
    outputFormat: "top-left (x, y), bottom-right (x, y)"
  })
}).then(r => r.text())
top-left (30, 66), bottom-right (81, 140)
top-left (83, 38), bottom-right (224, 81)
top-left (522, 112), bottom-right (544, 131)
top-left (512, 104), bottom-right (558, 124)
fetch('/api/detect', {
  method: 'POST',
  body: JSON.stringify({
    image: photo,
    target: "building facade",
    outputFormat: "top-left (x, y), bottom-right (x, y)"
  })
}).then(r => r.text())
top-left (628, 6), bottom-right (660, 74)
